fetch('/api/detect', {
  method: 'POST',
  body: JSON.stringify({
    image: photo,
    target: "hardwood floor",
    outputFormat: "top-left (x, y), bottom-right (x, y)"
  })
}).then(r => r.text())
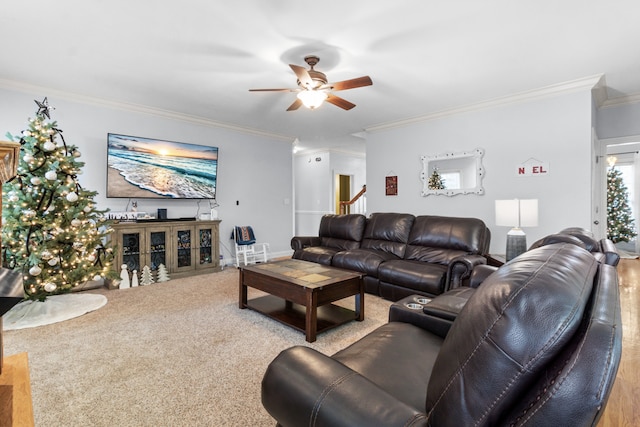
top-left (598, 258), bottom-right (640, 427)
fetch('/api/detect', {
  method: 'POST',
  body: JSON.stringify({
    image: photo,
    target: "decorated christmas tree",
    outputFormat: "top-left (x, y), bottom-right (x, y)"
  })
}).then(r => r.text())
top-left (607, 166), bottom-right (637, 243)
top-left (2, 98), bottom-right (117, 300)
top-left (428, 168), bottom-right (445, 190)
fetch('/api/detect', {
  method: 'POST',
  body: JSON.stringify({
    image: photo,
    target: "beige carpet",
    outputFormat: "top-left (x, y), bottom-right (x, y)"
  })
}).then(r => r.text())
top-left (4, 268), bottom-right (391, 426)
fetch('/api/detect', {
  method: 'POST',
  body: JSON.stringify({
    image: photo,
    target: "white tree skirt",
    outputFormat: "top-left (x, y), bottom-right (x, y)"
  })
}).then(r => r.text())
top-left (3, 293), bottom-right (107, 331)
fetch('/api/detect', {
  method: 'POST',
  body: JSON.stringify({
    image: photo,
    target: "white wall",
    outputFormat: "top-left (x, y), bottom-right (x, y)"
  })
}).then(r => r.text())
top-left (366, 90), bottom-right (594, 254)
top-left (293, 150), bottom-right (366, 236)
top-left (293, 151), bottom-right (331, 236)
top-left (0, 88), bottom-right (294, 262)
top-left (597, 101), bottom-right (640, 139)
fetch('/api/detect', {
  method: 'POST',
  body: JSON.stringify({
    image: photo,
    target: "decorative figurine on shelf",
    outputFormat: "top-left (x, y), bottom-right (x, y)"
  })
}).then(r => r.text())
top-left (156, 264), bottom-right (170, 282)
top-left (140, 265), bottom-right (154, 286)
top-left (119, 264), bottom-right (130, 289)
top-left (131, 270), bottom-right (139, 287)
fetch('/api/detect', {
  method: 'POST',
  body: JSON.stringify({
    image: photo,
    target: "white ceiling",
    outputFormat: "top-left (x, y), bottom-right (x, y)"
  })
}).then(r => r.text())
top-left (2, 1), bottom-right (640, 154)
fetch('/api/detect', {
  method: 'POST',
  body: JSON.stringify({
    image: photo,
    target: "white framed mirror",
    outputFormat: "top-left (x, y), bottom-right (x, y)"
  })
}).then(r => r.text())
top-left (421, 148), bottom-right (485, 196)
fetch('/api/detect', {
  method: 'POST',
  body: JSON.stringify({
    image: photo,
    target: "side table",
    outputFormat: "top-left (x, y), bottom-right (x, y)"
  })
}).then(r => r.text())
top-left (486, 254), bottom-right (506, 267)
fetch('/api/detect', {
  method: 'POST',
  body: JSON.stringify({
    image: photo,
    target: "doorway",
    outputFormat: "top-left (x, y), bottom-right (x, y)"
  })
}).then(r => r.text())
top-left (596, 136), bottom-right (640, 255)
top-left (335, 174), bottom-right (351, 214)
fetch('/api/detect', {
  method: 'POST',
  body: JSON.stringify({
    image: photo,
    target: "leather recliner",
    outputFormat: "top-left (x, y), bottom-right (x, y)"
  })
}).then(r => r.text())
top-left (262, 243), bottom-right (622, 426)
top-left (390, 229), bottom-right (621, 338)
top-left (331, 212), bottom-right (415, 294)
top-left (376, 215), bottom-right (490, 301)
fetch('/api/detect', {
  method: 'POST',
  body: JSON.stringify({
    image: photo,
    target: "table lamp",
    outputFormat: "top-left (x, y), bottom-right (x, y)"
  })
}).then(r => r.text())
top-left (495, 199), bottom-right (538, 261)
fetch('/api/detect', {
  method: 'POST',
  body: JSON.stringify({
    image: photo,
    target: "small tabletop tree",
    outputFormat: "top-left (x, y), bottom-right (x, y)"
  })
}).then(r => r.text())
top-left (2, 98), bottom-right (117, 300)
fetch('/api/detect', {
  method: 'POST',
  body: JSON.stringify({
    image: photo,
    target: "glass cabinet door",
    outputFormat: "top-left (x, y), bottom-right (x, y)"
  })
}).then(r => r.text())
top-left (148, 230), bottom-right (167, 271)
top-left (176, 228), bottom-right (193, 269)
top-left (122, 231), bottom-right (141, 272)
top-left (198, 227), bottom-right (213, 267)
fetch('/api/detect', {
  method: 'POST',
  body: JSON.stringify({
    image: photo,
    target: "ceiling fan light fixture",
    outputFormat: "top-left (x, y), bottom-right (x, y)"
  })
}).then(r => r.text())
top-left (297, 90), bottom-right (327, 109)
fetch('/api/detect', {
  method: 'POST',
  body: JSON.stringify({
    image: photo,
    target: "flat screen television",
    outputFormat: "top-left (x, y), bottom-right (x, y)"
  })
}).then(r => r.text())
top-left (107, 133), bottom-right (218, 199)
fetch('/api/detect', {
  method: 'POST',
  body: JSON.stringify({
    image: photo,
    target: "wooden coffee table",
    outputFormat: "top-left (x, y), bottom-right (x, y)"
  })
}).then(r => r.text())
top-left (239, 259), bottom-right (364, 342)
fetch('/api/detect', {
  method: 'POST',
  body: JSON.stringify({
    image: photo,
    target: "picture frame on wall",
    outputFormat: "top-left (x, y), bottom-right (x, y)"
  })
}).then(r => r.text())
top-left (385, 175), bottom-right (398, 196)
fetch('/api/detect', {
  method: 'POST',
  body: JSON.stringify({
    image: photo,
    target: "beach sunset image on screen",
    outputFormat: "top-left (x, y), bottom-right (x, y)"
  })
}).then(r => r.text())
top-left (107, 133), bottom-right (218, 199)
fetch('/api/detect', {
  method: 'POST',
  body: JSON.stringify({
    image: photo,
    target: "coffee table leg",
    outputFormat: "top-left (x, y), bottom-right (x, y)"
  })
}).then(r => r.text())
top-left (356, 280), bottom-right (364, 321)
top-left (305, 290), bottom-right (318, 343)
top-left (239, 269), bottom-right (247, 309)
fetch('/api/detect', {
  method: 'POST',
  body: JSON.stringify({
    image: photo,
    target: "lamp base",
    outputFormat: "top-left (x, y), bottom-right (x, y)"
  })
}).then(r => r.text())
top-left (506, 228), bottom-right (527, 262)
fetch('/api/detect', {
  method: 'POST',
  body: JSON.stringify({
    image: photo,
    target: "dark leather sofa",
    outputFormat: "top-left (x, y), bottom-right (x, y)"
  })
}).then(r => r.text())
top-left (291, 213), bottom-right (490, 301)
top-left (262, 243), bottom-right (622, 426)
top-left (391, 227), bottom-right (622, 337)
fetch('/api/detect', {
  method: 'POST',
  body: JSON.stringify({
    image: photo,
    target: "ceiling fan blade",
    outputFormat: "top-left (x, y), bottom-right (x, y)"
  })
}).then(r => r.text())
top-left (289, 64), bottom-right (314, 89)
top-left (325, 76), bottom-right (373, 91)
top-left (286, 98), bottom-right (303, 111)
top-left (249, 88), bottom-right (296, 92)
top-left (326, 94), bottom-right (356, 110)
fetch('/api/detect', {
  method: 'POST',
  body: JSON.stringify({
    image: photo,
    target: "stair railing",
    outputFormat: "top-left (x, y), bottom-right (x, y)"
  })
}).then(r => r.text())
top-left (339, 185), bottom-right (366, 215)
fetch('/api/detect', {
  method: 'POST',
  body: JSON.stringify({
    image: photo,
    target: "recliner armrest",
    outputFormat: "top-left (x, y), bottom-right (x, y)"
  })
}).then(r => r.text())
top-left (446, 254), bottom-right (487, 290)
top-left (468, 264), bottom-right (499, 288)
top-left (389, 301), bottom-right (452, 338)
top-left (262, 346), bottom-right (427, 427)
top-left (599, 238), bottom-right (620, 266)
top-left (290, 236), bottom-right (321, 250)
top-left (422, 287), bottom-right (476, 320)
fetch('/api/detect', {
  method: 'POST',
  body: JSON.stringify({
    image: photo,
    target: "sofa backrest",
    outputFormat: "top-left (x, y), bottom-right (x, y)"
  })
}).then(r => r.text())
top-left (360, 212), bottom-right (415, 258)
top-left (529, 227), bottom-right (620, 266)
top-left (425, 243), bottom-right (621, 426)
top-left (318, 214), bottom-right (366, 251)
top-left (404, 216), bottom-right (489, 264)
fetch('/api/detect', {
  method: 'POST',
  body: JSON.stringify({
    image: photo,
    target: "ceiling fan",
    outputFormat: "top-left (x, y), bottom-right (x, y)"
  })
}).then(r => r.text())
top-left (249, 55), bottom-right (373, 111)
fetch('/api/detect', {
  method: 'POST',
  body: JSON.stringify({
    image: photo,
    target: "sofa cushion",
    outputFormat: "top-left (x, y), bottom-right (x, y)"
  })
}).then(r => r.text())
top-left (294, 246), bottom-right (341, 266)
top-left (332, 248), bottom-right (401, 276)
top-left (332, 321), bottom-right (443, 412)
top-left (425, 243), bottom-right (598, 426)
top-left (360, 212), bottom-right (415, 258)
top-left (318, 214), bottom-right (367, 250)
top-left (331, 213), bottom-right (415, 276)
top-left (557, 227), bottom-right (600, 252)
top-left (404, 216), bottom-right (488, 263)
top-left (378, 260), bottom-right (448, 296)
top-left (292, 214), bottom-right (366, 265)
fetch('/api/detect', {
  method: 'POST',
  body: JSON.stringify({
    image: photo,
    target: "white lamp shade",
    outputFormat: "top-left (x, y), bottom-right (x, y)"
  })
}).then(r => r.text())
top-left (495, 200), bottom-right (519, 226)
top-left (519, 199), bottom-right (539, 227)
top-left (495, 199), bottom-right (539, 227)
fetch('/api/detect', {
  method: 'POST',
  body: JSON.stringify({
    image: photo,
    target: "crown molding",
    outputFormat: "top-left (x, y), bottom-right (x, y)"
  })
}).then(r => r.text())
top-left (365, 74), bottom-right (605, 133)
top-left (600, 92), bottom-right (640, 108)
top-left (294, 146), bottom-right (366, 158)
top-left (0, 78), bottom-right (294, 142)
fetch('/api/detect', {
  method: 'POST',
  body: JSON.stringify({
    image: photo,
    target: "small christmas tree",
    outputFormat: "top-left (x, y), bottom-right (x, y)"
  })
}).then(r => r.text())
top-left (607, 166), bottom-right (637, 243)
top-left (2, 98), bottom-right (117, 300)
top-left (428, 168), bottom-right (445, 190)
top-left (156, 264), bottom-right (170, 282)
top-left (140, 265), bottom-right (154, 286)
